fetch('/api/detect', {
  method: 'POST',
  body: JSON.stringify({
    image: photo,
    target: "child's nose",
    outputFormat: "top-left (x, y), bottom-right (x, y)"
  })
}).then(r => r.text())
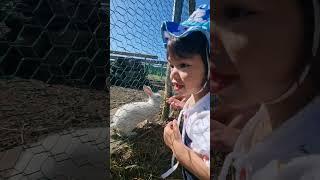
top-left (170, 67), bottom-right (179, 80)
top-left (212, 35), bottom-right (223, 58)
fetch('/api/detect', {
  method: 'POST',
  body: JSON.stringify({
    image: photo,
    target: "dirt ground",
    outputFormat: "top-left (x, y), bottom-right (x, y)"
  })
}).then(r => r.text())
top-left (0, 77), bottom-right (108, 152)
top-left (110, 86), bottom-right (148, 110)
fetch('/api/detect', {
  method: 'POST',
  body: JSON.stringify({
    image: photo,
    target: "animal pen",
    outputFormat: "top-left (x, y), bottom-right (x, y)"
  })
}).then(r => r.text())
top-left (110, 0), bottom-right (196, 119)
top-left (110, 0), bottom-right (199, 179)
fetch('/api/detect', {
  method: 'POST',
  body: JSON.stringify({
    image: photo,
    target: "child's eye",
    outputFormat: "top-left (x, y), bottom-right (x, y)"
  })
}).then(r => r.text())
top-left (170, 64), bottom-right (174, 68)
top-left (179, 63), bottom-right (190, 68)
top-left (223, 6), bottom-right (256, 21)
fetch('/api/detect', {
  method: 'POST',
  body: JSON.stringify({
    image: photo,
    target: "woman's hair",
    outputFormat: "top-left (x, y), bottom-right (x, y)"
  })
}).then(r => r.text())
top-left (167, 31), bottom-right (209, 81)
top-left (299, 0), bottom-right (320, 90)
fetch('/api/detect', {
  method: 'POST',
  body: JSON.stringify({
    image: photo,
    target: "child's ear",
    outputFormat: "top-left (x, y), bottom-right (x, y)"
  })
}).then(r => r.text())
top-left (143, 85), bottom-right (153, 97)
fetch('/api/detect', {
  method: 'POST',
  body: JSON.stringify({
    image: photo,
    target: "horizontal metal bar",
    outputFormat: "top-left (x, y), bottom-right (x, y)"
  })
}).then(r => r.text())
top-left (110, 50), bottom-right (158, 59)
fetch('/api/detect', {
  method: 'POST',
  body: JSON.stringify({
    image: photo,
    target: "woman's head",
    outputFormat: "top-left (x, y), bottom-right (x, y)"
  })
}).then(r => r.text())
top-left (168, 31), bottom-right (210, 97)
top-left (212, 0), bottom-right (320, 108)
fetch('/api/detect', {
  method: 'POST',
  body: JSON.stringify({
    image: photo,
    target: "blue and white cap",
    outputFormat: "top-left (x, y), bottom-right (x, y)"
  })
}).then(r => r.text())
top-left (161, 4), bottom-right (210, 48)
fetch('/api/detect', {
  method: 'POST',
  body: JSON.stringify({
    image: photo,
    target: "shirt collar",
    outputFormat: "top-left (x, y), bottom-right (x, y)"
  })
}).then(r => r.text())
top-left (184, 93), bottom-right (210, 115)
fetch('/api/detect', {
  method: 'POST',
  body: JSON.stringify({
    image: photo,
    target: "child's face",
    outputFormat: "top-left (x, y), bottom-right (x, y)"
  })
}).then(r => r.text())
top-left (169, 54), bottom-right (206, 97)
top-left (212, 0), bottom-right (304, 108)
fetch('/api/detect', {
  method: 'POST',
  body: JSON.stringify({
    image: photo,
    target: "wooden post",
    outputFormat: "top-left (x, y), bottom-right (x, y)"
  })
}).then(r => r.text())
top-left (160, 0), bottom-right (184, 122)
top-left (161, 63), bottom-right (172, 122)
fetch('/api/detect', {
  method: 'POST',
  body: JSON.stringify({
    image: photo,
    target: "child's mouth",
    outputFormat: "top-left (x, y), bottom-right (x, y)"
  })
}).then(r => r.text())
top-left (211, 70), bottom-right (239, 93)
top-left (172, 83), bottom-right (184, 91)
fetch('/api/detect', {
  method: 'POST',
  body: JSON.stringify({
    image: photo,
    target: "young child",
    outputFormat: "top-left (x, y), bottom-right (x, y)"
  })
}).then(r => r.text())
top-left (161, 5), bottom-right (210, 180)
top-left (213, 0), bottom-right (320, 179)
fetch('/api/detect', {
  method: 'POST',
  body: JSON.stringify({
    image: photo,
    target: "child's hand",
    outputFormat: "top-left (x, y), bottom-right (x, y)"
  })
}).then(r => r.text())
top-left (163, 119), bottom-right (183, 151)
top-left (166, 95), bottom-right (187, 110)
top-left (211, 120), bottom-right (240, 152)
top-left (211, 104), bottom-right (258, 152)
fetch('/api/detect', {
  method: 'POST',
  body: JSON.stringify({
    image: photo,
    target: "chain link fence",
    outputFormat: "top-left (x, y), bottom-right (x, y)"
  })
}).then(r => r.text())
top-left (110, 0), bottom-right (199, 178)
top-left (0, 0), bottom-right (108, 179)
top-left (0, 0), bottom-right (108, 90)
top-left (109, 0), bottom-right (194, 128)
top-left (110, 0), bottom-right (192, 92)
top-left (109, 0), bottom-right (192, 125)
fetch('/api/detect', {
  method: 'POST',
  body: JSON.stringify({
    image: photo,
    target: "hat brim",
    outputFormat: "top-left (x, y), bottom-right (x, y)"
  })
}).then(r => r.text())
top-left (161, 21), bottom-right (210, 48)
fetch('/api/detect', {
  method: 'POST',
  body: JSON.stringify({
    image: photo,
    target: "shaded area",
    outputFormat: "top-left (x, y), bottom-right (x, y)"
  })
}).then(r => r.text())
top-left (0, 77), bottom-right (109, 179)
top-left (0, 0), bottom-right (108, 90)
top-left (0, 77), bottom-right (108, 151)
top-left (0, 128), bottom-right (108, 179)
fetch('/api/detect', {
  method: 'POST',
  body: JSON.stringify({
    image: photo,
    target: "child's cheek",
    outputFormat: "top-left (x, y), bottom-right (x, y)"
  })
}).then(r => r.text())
top-left (179, 72), bottom-right (188, 82)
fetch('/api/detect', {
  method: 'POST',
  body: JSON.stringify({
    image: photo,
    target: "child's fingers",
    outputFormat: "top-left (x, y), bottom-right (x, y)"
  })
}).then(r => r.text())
top-left (174, 99), bottom-right (185, 107)
top-left (170, 102), bottom-right (176, 107)
top-left (166, 97), bottom-right (174, 104)
top-left (212, 120), bottom-right (226, 130)
top-left (172, 119), bottom-right (178, 129)
top-left (166, 95), bottom-right (185, 104)
top-left (164, 121), bottom-right (173, 130)
top-left (167, 98), bottom-right (179, 104)
top-left (172, 120), bottom-right (182, 133)
top-left (171, 98), bottom-right (181, 104)
top-left (174, 99), bottom-right (186, 108)
top-left (171, 120), bottom-right (182, 141)
top-left (212, 133), bottom-right (223, 142)
top-left (170, 103), bottom-right (181, 110)
top-left (168, 100), bottom-right (183, 110)
top-left (171, 95), bottom-right (185, 101)
top-left (165, 119), bottom-right (179, 129)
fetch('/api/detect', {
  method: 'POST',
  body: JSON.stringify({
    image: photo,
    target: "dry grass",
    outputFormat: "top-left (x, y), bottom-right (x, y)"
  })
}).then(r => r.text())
top-left (110, 120), bottom-right (183, 179)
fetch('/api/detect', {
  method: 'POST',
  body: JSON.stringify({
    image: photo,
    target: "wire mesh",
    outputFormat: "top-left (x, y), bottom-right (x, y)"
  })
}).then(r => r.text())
top-left (109, 0), bottom-right (195, 92)
top-left (110, 0), bottom-right (175, 92)
top-left (0, 0), bottom-right (108, 90)
top-left (0, 0), bottom-right (108, 179)
top-left (109, 0), bottom-right (198, 179)
top-left (109, 0), bottom-right (194, 135)
top-left (108, 0), bottom-right (202, 129)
